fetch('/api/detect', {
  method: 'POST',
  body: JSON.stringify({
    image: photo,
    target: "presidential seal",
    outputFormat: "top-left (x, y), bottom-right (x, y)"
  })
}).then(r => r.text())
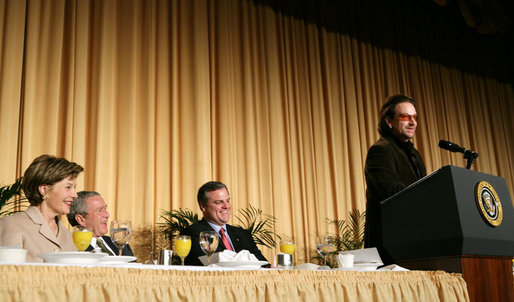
top-left (474, 181), bottom-right (503, 227)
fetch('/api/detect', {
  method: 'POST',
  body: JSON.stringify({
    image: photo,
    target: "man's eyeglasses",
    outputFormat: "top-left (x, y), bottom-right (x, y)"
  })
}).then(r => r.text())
top-left (396, 114), bottom-right (417, 122)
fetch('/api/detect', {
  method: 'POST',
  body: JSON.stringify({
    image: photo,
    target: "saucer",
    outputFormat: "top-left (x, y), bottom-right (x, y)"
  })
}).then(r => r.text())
top-left (97, 255), bottom-right (137, 264)
top-left (37, 252), bottom-right (108, 264)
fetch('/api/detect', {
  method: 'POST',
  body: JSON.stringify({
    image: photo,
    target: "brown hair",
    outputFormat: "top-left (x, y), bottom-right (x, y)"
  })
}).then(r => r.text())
top-left (378, 94), bottom-right (417, 137)
top-left (197, 181), bottom-right (229, 206)
top-left (22, 154), bottom-right (84, 206)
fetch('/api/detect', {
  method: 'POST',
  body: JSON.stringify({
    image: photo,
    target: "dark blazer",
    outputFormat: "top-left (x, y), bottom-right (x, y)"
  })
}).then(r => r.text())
top-left (181, 218), bottom-right (268, 266)
top-left (364, 135), bottom-right (426, 264)
top-left (85, 235), bottom-right (134, 256)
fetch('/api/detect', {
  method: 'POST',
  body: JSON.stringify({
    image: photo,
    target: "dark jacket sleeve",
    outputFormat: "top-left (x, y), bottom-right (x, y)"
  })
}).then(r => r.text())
top-left (365, 142), bottom-right (410, 202)
top-left (227, 225), bottom-right (268, 263)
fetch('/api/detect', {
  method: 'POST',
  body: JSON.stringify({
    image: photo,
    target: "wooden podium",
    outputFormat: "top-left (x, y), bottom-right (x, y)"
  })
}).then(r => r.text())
top-left (381, 165), bottom-right (514, 302)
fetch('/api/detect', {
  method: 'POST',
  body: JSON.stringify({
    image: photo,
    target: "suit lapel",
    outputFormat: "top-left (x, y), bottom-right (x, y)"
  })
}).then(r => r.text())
top-left (25, 206), bottom-right (62, 247)
top-left (199, 218), bottom-right (214, 231)
top-left (102, 236), bottom-right (120, 255)
top-left (384, 136), bottom-right (417, 180)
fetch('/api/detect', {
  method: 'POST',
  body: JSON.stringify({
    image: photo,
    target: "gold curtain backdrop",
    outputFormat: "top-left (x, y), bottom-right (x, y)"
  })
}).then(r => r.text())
top-left (0, 0), bottom-right (513, 262)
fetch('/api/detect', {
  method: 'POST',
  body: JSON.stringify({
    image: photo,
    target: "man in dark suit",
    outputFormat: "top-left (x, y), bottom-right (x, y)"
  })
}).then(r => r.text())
top-left (181, 181), bottom-right (267, 266)
top-left (67, 191), bottom-right (133, 256)
top-left (364, 94), bottom-right (427, 265)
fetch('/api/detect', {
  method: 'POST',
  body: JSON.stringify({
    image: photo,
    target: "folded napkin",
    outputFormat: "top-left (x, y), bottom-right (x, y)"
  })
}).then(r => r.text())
top-left (377, 264), bottom-right (410, 271)
top-left (199, 249), bottom-right (259, 266)
top-left (338, 247), bottom-right (383, 266)
top-left (229, 250), bottom-right (259, 262)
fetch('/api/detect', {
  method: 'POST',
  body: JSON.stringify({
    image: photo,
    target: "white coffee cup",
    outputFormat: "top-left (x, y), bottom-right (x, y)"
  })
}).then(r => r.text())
top-left (0, 248), bottom-right (27, 263)
top-left (337, 253), bottom-right (354, 268)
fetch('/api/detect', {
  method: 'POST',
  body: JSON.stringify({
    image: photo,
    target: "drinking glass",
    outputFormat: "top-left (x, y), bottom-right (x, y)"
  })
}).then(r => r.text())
top-left (199, 231), bottom-right (219, 266)
top-left (279, 237), bottom-right (295, 255)
top-left (110, 220), bottom-right (132, 256)
top-left (316, 236), bottom-right (335, 266)
top-left (174, 235), bottom-right (192, 265)
top-left (72, 225), bottom-right (93, 251)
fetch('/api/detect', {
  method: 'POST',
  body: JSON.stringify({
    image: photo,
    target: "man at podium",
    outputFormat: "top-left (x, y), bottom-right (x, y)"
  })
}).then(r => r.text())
top-left (364, 94), bottom-right (427, 264)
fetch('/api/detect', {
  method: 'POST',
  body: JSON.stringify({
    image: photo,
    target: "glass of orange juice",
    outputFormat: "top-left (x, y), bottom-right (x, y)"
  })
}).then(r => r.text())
top-left (280, 237), bottom-right (295, 255)
top-left (174, 235), bottom-right (192, 265)
top-left (72, 226), bottom-right (93, 251)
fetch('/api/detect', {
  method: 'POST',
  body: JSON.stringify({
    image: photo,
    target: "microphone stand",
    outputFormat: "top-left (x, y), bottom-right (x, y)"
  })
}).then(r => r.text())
top-left (464, 150), bottom-right (479, 169)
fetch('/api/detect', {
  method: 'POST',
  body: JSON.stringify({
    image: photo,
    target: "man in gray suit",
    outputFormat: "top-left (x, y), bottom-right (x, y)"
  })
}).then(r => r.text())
top-left (67, 191), bottom-right (133, 256)
top-left (364, 94), bottom-right (427, 265)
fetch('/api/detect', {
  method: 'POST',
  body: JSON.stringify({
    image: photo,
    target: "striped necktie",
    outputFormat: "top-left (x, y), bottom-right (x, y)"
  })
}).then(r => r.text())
top-left (97, 238), bottom-right (115, 256)
top-left (220, 228), bottom-right (233, 251)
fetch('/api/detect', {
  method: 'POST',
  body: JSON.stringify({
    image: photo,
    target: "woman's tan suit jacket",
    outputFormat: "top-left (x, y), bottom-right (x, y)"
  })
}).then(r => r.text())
top-left (0, 206), bottom-right (76, 262)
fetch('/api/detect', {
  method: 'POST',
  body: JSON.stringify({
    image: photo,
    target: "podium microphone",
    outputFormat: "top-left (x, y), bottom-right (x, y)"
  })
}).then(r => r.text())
top-left (438, 140), bottom-right (479, 169)
top-left (438, 140), bottom-right (467, 153)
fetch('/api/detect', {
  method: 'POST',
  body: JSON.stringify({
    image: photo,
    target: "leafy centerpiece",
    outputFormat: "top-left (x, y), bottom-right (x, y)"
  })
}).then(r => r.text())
top-left (314, 209), bottom-right (366, 268)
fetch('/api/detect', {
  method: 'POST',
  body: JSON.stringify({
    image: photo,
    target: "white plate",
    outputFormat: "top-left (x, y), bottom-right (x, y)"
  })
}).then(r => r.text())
top-left (38, 252), bottom-right (108, 264)
top-left (97, 256), bottom-right (137, 264)
top-left (216, 261), bottom-right (268, 268)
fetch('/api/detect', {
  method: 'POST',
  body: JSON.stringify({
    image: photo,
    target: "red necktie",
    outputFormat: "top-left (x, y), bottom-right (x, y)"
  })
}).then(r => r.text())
top-left (220, 228), bottom-right (233, 251)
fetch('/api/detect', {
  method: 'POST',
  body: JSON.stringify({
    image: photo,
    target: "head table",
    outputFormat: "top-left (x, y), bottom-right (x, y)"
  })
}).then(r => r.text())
top-left (0, 263), bottom-right (469, 302)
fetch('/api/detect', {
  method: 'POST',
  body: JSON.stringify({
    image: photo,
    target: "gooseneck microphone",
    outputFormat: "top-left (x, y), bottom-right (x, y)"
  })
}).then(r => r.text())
top-left (438, 140), bottom-right (479, 169)
top-left (438, 140), bottom-right (467, 153)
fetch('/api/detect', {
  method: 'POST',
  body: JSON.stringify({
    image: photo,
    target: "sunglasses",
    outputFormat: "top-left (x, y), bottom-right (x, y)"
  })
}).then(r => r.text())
top-left (396, 113), bottom-right (417, 122)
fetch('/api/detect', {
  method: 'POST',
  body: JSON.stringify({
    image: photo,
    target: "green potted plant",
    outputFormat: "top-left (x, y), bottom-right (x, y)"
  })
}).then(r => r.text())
top-left (314, 209), bottom-right (366, 267)
top-left (0, 177), bottom-right (29, 217)
top-left (158, 208), bottom-right (199, 249)
top-left (331, 209), bottom-right (366, 251)
top-left (233, 205), bottom-right (281, 248)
